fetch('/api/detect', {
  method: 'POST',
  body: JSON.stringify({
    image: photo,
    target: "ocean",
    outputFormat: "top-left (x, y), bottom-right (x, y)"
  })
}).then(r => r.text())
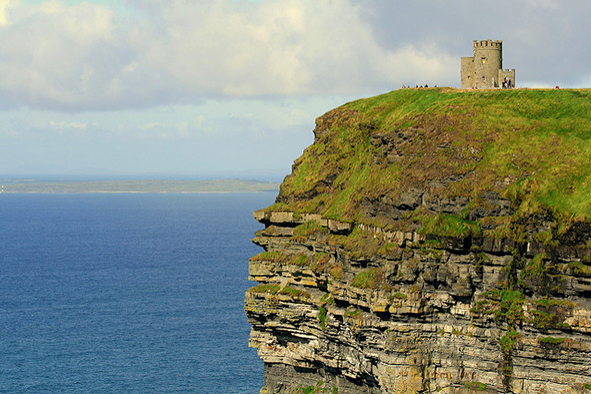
top-left (0, 192), bottom-right (274, 393)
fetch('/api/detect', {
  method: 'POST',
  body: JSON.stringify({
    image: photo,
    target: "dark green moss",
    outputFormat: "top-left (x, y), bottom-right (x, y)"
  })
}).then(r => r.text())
top-left (317, 307), bottom-right (327, 331)
top-left (463, 381), bottom-right (488, 391)
top-left (538, 336), bottom-right (567, 344)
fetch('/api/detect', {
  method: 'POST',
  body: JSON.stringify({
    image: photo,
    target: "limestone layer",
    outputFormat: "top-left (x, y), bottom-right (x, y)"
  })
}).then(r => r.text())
top-left (246, 211), bottom-right (591, 393)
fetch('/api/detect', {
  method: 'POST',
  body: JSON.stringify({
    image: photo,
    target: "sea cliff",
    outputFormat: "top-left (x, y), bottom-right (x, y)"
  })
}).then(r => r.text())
top-left (245, 88), bottom-right (591, 393)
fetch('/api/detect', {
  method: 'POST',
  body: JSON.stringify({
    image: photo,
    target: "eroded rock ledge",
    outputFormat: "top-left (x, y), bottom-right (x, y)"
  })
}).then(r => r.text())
top-left (246, 211), bottom-right (591, 393)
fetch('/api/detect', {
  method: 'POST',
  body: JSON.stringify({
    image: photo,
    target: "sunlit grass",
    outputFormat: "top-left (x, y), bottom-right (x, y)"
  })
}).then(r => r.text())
top-left (267, 88), bottom-right (591, 235)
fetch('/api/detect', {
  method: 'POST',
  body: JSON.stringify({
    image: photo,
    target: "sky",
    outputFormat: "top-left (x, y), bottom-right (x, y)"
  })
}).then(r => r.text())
top-left (0, 0), bottom-right (589, 180)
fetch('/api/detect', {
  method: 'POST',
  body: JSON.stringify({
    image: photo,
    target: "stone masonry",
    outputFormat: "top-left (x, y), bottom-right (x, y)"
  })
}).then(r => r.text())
top-left (461, 39), bottom-right (515, 89)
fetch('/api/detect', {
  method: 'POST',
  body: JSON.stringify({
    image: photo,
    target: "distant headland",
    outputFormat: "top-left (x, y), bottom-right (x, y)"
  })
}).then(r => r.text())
top-left (0, 179), bottom-right (279, 193)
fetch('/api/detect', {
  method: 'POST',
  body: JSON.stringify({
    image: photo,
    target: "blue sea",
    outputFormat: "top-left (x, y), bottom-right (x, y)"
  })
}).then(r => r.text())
top-left (0, 192), bottom-right (275, 393)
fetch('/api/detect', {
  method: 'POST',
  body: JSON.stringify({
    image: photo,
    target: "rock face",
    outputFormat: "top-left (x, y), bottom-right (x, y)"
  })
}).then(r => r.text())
top-left (244, 89), bottom-right (591, 393)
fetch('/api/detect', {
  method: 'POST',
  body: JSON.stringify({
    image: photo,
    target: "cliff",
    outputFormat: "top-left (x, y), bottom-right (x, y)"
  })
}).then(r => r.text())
top-left (244, 88), bottom-right (591, 393)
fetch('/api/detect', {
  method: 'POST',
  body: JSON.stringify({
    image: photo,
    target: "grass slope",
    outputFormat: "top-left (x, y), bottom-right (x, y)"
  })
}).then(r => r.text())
top-left (267, 88), bottom-right (591, 239)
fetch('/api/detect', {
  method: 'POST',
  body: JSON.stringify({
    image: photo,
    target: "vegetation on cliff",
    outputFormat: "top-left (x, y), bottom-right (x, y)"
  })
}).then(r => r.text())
top-left (247, 88), bottom-right (591, 393)
top-left (268, 88), bottom-right (591, 243)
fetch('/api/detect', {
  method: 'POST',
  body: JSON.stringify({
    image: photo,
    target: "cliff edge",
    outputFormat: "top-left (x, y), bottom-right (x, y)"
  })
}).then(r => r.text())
top-left (245, 88), bottom-right (591, 393)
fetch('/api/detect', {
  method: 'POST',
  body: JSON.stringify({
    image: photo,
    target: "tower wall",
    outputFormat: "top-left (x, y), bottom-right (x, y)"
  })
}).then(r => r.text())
top-left (460, 39), bottom-right (515, 89)
top-left (472, 39), bottom-right (503, 88)
top-left (460, 57), bottom-right (475, 89)
top-left (499, 69), bottom-right (516, 88)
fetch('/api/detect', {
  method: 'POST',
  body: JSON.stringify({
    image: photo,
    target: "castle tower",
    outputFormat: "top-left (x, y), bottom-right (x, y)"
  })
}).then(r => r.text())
top-left (461, 39), bottom-right (515, 89)
top-left (473, 39), bottom-right (502, 88)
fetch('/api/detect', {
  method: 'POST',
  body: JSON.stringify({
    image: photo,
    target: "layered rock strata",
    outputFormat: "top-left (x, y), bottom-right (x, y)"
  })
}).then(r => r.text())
top-left (245, 212), bottom-right (591, 393)
top-left (244, 89), bottom-right (591, 394)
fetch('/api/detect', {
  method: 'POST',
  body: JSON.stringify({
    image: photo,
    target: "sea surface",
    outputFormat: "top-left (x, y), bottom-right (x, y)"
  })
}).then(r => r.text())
top-left (0, 192), bottom-right (275, 393)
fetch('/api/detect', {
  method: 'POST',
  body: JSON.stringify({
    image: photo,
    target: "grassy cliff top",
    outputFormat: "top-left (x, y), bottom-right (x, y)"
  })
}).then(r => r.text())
top-left (268, 88), bottom-right (591, 240)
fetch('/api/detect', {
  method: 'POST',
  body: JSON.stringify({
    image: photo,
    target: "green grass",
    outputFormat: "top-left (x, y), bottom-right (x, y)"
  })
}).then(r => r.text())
top-left (569, 261), bottom-right (591, 276)
top-left (351, 268), bottom-right (384, 289)
top-left (521, 253), bottom-right (548, 278)
top-left (529, 298), bottom-right (574, 330)
top-left (279, 286), bottom-right (310, 299)
top-left (500, 328), bottom-right (520, 354)
top-left (418, 213), bottom-right (481, 238)
top-left (473, 289), bottom-right (526, 326)
top-left (539, 336), bottom-right (567, 344)
top-left (463, 381), bottom-right (488, 391)
top-left (296, 381), bottom-right (338, 394)
top-left (330, 266), bottom-right (344, 280)
top-left (292, 221), bottom-right (330, 242)
top-left (265, 88), bottom-right (591, 239)
top-left (317, 307), bottom-right (327, 331)
top-left (391, 292), bottom-right (407, 300)
top-left (248, 284), bottom-right (281, 295)
top-left (328, 228), bottom-right (399, 259)
top-left (249, 251), bottom-right (289, 263)
top-left (250, 251), bottom-right (310, 266)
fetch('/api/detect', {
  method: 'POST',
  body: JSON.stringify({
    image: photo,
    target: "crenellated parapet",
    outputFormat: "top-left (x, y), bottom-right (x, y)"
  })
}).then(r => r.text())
top-left (473, 39), bottom-right (503, 50)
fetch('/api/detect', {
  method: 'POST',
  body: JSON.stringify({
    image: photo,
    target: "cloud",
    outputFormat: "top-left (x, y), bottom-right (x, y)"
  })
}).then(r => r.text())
top-left (49, 121), bottom-right (88, 131)
top-left (0, 0), bottom-right (9, 25)
top-left (148, 0), bottom-right (457, 95)
top-left (376, 44), bottom-right (456, 87)
top-left (525, 0), bottom-right (560, 9)
top-left (0, 0), bottom-right (457, 111)
top-left (138, 121), bottom-right (189, 139)
top-left (0, 1), bottom-right (130, 110)
top-left (1, 0), bottom-right (587, 112)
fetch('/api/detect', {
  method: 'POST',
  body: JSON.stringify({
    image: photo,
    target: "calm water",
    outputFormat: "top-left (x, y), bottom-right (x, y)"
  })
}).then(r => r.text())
top-left (0, 193), bottom-right (274, 393)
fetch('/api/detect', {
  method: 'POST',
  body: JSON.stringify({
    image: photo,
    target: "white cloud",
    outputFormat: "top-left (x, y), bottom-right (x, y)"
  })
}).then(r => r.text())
top-left (0, 1), bottom-right (126, 109)
top-left (137, 120), bottom-right (190, 140)
top-left (1, 0), bottom-right (584, 112)
top-left (49, 120), bottom-right (88, 132)
top-left (1, 0), bottom-right (590, 178)
top-left (0, 0), bottom-right (457, 110)
top-left (525, 0), bottom-right (560, 9)
top-left (0, 0), bottom-right (9, 25)
top-left (376, 44), bottom-right (457, 87)
top-left (145, 0), bottom-right (456, 96)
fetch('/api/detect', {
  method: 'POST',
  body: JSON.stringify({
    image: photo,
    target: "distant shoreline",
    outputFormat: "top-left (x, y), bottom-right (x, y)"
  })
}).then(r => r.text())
top-left (0, 179), bottom-right (280, 194)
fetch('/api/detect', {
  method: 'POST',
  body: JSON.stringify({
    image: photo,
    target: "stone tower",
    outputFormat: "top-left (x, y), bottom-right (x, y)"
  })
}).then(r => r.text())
top-left (461, 39), bottom-right (515, 89)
